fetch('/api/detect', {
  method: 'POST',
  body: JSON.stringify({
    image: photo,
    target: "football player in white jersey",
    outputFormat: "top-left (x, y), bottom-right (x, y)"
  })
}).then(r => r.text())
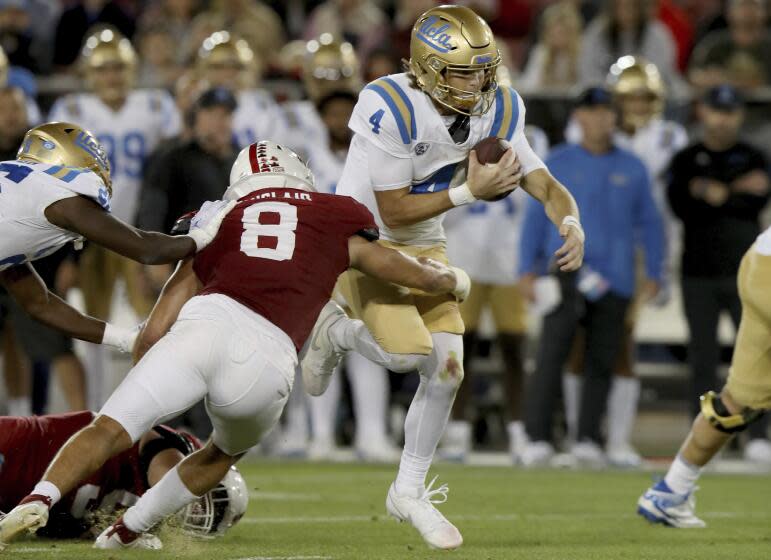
top-left (196, 31), bottom-right (289, 149)
top-left (443, 124), bottom-right (550, 463)
top-left (301, 5), bottom-right (584, 550)
top-left (283, 34), bottom-right (362, 159)
top-left (0, 122), bottom-right (232, 353)
top-left (563, 57), bottom-right (688, 467)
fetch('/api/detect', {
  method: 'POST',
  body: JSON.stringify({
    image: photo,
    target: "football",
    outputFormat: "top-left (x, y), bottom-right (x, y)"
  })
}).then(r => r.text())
top-left (470, 136), bottom-right (515, 201)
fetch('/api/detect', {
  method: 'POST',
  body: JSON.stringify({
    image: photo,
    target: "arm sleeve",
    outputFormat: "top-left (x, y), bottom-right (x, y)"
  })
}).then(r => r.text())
top-left (366, 138), bottom-right (414, 191)
top-left (635, 164), bottom-right (666, 281)
top-left (509, 93), bottom-right (547, 176)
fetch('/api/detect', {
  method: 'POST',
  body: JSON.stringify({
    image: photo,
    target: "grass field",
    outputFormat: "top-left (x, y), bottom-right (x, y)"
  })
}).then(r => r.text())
top-left (6, 460), bottom-right (771, 560)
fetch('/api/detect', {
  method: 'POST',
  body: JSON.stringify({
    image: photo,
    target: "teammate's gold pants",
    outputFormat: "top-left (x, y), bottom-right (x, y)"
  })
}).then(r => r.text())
top-left (725, 247), bottom-right (771, 410)
top-left (337, 241), bottom-right (464, 355)
top-left (460, 282), bottom-right (528, 335)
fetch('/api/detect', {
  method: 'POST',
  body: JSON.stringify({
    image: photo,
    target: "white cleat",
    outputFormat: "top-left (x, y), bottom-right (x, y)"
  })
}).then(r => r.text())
top-left (355, 438), bottom-right (401, 463)
top-left (607, 443), bottom-right (643, 468)
top-left (520, 441), bottom-right (555, 467)
top-left (94, 518), bottom-right (163, 550)
top-left (571, 440), bottom-right (607, 468)
top-left (0, 501), bottom-right (49, 550)
top-left (302, 301), bottom-right (347, 396)
top-left (386, 477), bottom-right (463, 550)
top-left (637, 481), bottom-right (706, 528)
top-left (439, 420), bottom-right (472, 463)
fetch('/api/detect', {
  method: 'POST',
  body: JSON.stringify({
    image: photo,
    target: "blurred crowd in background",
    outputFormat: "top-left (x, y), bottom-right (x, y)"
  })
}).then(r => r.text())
top-left (1, 0), bottom-right (771, 469)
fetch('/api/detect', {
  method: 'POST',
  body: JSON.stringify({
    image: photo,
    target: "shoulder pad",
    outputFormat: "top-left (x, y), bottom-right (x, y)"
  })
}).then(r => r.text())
top-left (361, 76), bottom-right (417, 145)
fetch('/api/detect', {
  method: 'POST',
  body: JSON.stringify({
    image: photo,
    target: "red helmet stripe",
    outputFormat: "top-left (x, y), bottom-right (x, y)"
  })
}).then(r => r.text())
top-left (248, 143), bottom-right (260, 173)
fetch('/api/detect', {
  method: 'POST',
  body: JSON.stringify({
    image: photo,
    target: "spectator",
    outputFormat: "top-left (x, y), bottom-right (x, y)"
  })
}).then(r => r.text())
top-left (519, 87), bottom-right (665, 467)
top-left (667, 84), bottom-right (771, 463)
top-left (136, 23), bottom-right (184, 89)
top-left (0, 46), bottom-right (41, 123)
top-left (0, 87), bottom-right (87, 413)
top-left (53, 1), bottom-right (136, 69)
top-left (0, 0), bottom-right (38, 72)
top-left (520, 1), bottom-right (583, 91)
top-left (304, 0), bottom-right (388, 62)
top-left (363, 48), bottom-right (399, 83)
top-left (688, 0), bottom-right (771, 91)
top-left (137, 87), bottom-right (239, 234)
top-left (138, 0), bottom-right (201, 64)
top-left (190, 0), bottom-right (285, 74)
top-left (389, 0), bottom-right (437, 62)
top-left (580, 0), bottom-right (680, 88)
top-left (656, 0), bottom-right (695, 72)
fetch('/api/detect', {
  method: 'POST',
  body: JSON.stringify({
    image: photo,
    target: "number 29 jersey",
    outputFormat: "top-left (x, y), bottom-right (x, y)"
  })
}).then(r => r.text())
top-left (193, 188), bottom-right (377, 350)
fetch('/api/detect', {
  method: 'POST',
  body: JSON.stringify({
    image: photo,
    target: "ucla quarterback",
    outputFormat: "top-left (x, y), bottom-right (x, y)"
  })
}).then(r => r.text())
top-left (196, 31), bottom-right (289, 149)
top-left (301, 5), bottom-right (584, 550)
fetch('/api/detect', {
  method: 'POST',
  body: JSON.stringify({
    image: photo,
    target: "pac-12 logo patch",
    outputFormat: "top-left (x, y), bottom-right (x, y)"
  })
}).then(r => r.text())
top-left (415, 142), bottom-right (430, 156)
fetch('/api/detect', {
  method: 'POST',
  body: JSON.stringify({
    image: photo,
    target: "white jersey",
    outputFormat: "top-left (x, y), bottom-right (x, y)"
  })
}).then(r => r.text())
top-left (0, 160), bottom-right (109, 271)
top-left (233, 89), bottom-right (291, 150)
top-left (446, 125), bottom-right (550, 284)
top-left (282, 100), bottom-right (327, 161)
top-left (337, 73), bottom-right (546, 246)
top-left (49, 90), bottom-right (181, 224)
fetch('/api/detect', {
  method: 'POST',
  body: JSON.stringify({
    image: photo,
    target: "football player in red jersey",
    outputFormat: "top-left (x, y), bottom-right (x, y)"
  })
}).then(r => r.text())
top-left (0, 140), bottom-right (470, 550)
top-left (0, 411), bottom-right (247, 546)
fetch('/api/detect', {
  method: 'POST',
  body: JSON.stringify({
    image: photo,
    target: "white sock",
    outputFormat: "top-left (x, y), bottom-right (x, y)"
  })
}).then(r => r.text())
top-left (664, 454), bottom-right (702, 495)
top-left (308, 366), bottom-right (341, 443)
top-left (562, 372), bottom-right (582, 442)
top-left (395, 333), bottom-right (463, 495)
top-left (8, 397), bottom-right (31, 416)
top-left (328, 317), bottom-right (424, 373)
top-left (346, 352), bottom-right (389, 445)
top-left (606, 376), bottom-right (640, 448)
top-left (507, 421), bottom-right (527, 457)
top-left (31, 481), bottom-right (62, 506)
top-left (123, 466), bottom-right (197, 533)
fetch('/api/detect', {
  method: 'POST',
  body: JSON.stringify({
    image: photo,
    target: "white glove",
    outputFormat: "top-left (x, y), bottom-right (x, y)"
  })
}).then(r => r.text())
top-left (186, 200), bottom-right (237, 251)
top-left (450, 266), bottom-right (471, 302)
top-left (102, 322), bottom-right (142, 353)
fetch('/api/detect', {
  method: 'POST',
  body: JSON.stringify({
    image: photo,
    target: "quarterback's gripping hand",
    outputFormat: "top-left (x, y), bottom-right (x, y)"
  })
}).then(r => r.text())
top-left (556, 217), bottom-right (585, 271)
top-left (467, 146), bottom-right (522, 201)
top-left (187, 200), bottom-right (237, 251)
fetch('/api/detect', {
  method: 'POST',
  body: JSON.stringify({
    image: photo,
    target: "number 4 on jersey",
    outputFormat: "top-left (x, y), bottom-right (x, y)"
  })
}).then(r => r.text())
top-left (369, 109), bottom-right (385, 134)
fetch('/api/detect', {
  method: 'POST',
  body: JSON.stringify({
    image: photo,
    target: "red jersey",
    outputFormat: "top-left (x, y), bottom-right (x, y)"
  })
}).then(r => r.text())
top-left (0, 412), bottom-right (196, 538)
top-left (193, 188), bottom-right (378, 350)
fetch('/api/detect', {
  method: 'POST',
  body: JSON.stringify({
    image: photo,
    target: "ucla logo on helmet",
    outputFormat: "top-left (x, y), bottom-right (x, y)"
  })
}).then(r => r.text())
top-left (416, 16), bottom-right (456, 53)
top-left (42, 140), bottom-right (56, 150)
top-left (75, 131), bottom-right (109, 170)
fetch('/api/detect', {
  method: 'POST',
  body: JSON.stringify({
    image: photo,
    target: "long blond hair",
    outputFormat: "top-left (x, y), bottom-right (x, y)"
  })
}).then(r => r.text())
top-left (539, 1), bottom-right (583, 87)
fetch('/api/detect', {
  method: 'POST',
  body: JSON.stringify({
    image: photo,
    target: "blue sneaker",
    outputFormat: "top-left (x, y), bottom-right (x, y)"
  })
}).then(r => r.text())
top-left (637, 480), bottom-right (706, 528)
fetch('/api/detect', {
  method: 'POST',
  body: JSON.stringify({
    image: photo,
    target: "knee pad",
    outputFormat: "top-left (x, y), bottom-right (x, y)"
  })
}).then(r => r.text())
top-left (424, 333), bottom-right (465, 387)
top-left (700, 391), bottom-right (766, 434)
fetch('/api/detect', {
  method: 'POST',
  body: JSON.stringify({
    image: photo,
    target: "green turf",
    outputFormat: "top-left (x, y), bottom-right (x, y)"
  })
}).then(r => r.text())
top-left (7, 461), bottom-right (771, 559)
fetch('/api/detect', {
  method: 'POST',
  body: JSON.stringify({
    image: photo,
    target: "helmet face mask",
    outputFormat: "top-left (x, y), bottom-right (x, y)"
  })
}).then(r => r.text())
top-left (17, 122), bottom-right (112, 194)
top-left (175, 466), bottom-right (248, 538)
top-left (408, 6), bottom-right (501, 116)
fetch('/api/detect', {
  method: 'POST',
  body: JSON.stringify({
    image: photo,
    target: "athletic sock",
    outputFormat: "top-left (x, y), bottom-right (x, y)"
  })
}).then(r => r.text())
top-left (606, 376), bottom-right (640, 448)
top-left (562, 372), bottom-right (582, 442)
top-left (663, 454), bottom-right (702, 495)
top-left (123, 466), bottom-right (197, 533)
top-left (28, 481), bottom-right (62, 507)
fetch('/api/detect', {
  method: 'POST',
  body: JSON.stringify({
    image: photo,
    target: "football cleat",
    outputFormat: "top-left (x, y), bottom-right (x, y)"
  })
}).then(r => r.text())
top-left (520, 440), bottom-right (555, 467)
top-left (571, 440), bottom-right (607, 468)
top-left (606, 443), bottom-right (643, 468)
top-left (636, 480), bottom-right (706, 528)
top-left (386, 477), bottom-right (463, 550)
top-left (94, 517), bottom-right (163, 550)
top-left (743, 438), bottom-right (771, 465)
top-left (301, 301), bottom-right (347, 396)
top-left (439, 420), bottom-right (472, 463)
top-left (0, 498), bottom-right (50, 550)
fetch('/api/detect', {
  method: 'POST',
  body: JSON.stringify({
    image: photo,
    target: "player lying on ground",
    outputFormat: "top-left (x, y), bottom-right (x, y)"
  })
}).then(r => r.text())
top-left (637, 225), bottom-right (771, 528)
top-left (0, 122), bottom-right (233, 352)
top-left (0, 411), bottom-right (246, 547)
top-left (0, 140), bottom-right (470, 550)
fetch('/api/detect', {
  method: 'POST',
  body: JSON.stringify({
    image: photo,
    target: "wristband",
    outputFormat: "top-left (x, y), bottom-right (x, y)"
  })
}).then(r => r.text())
top-left (448, 182), bottom-right (477, 207)
top-left (102, 323), bottom-right (136, 353)
top-left (562, 215), bottom-right (585, 242)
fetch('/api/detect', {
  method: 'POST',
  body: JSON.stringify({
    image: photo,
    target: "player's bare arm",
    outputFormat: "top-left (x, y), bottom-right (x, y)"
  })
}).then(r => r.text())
top-left (373, 149), bottom-right (522, 229)
top-left (44, 197), bottom-right (234, 265)
top-left (347, 236), bottom-right (469, 300)
top-left (134, 258), bottom-right (202, 362)
top-left (0, 263), bottom-right (107, 344)
top-left (521, 168), bottom-right (584, 271)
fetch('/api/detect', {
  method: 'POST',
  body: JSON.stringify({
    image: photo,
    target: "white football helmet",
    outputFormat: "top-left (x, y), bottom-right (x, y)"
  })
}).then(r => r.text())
top-left (224, 140), bottom-right (316, 201)
top-left (175, 466), bottom-right (248, 538)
